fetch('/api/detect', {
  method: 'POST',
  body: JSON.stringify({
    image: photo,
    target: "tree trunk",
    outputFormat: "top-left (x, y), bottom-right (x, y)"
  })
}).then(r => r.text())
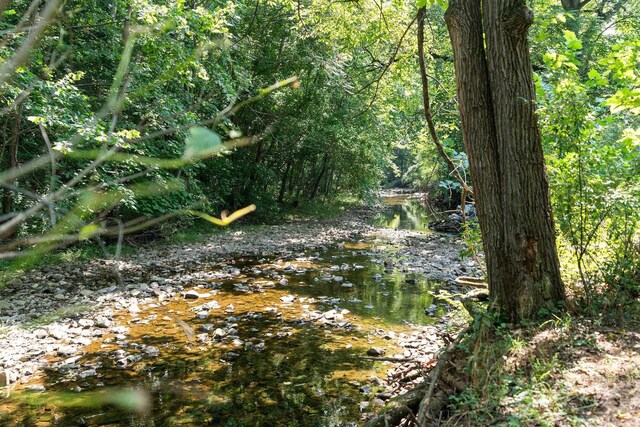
top-left (309, 154), bottom-right (328, 201)
top-left (445, 0), bottom-right (565, 322)
top-left (278, 161), bottom-right (292, 203)
top-left (2, 112), bottom-right (20, 216)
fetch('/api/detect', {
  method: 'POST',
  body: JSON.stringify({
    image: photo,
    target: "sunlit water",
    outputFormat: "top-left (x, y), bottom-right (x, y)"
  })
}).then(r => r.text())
top-left (370, 194), bottom-right (436, 232)
top-left (2, 196), bottom-right (449, 426)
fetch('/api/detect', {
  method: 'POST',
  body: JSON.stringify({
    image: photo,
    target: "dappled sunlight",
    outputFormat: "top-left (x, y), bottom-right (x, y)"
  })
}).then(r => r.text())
top-left (3, 222), bottom-right (458, 425)
top-left (465, 317), bottom-right (640, 426)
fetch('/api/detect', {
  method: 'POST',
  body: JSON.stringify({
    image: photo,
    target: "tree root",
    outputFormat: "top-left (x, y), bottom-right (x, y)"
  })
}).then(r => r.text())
top-left (416, 326), bottom-right (469, 426)
top-left (364, 326), bottom-right (470, 427)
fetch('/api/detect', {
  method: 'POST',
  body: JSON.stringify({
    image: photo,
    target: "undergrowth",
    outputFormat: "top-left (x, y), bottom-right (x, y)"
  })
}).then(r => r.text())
top-left (445, 304), bottom-right (640, 427)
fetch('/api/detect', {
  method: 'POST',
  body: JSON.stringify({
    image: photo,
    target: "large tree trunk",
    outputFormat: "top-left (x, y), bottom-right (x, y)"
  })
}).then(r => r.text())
top-left (445, 0), bottom-right (565, 322)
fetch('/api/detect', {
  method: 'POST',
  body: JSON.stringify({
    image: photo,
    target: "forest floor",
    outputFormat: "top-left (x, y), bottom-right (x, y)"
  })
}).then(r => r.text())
top-left (442, 308), bottom-right (640, 427)
top-left (480, 307), bottom-right (640, 426)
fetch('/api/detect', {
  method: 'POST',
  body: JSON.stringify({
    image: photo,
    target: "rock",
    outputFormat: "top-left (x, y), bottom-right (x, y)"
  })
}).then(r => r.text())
top-left (49, 327), bottom-right (66, 340)
top-left (54, 293), bottom-right (66, 300)
top-left (341, 282), bottom-right (354, 288)
top-left (50, 274), bottom-right (64, 282)
top-left (377, 392), bottom-right (393, 401)
top-left (78, 319), bottom-right (94, 328)
top-left (199, 324), bottom-right (215, 332)
top-left (144, 346), bottom-right (159, 357)
top-left (64, 356), bottom-right (82, 364)
top-left (359, 385), bottom-right (373, 394)
top-left (383, 331), bottom-right (396, 340)
top-left (95, 317), bottom-right (113, 328)
top-left (323, 310), bottom-right (338, 320)
top-left (184, 290), bottom-right (203, 299)
top-left (27, 384), bottom-right (46, 392)
top-left (366, 347), bottom-right (385, 357)
top-left (222, 352), bottom-right (240, 361)
top-left (73, 337), bottom-right (91, 346)
top-left (213, 328), bottom-right (227, 339)
top-left (369, 376), bottom-right (383, 386)
top-left (57, 345), bottom-right (77, 356)
top-left (79, 369), bottom-right (97, 379)
top-left (34, 329), bottom-right (48, 339)
top-left (280, 295), bottom-right (295, 303)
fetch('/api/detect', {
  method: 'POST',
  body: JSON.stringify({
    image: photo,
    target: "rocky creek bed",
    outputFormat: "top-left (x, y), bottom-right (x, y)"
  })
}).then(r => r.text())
top-left (0, 201), bottom-right (483, 426)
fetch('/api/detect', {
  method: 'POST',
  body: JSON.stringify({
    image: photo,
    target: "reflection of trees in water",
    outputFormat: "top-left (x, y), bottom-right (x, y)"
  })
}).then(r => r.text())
top-left (377, 197), bottom-right (434, 231)
top-left (355, 273), bottom-right (435, 325)
top-left (382, 199), bottom-right (432, 231)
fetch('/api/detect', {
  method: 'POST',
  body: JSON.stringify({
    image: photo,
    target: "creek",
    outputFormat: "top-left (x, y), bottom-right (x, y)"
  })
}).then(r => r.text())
top-left (1, 194), bottom-right (477, 426)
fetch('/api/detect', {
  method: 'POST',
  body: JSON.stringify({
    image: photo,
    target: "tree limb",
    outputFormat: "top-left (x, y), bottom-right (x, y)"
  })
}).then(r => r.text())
top-left (417, 7), bottom-right (473, 196)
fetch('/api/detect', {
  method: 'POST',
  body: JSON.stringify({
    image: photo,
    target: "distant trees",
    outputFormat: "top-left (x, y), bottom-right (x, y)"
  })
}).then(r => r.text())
top-left (0, 0), bottom-right (411, 258)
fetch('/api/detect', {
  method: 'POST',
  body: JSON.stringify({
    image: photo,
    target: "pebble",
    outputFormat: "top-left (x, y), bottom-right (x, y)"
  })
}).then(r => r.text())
top-left (57, 346), bottom-right (77, 356)
top-left (34, 329), bottom-right (48, 339)
top-left (213, 328), bottom-right (227, 339)
top-left (280, 295), bottom-right (295, 303)
top-left (79, 369), bottom-right (97, 379)
top-left (366, 347), bottom-right (386, 357)
top-left (95, 317), bottom-right (113, 328)
top-left (184, 290), bottom-right (205, 299)
top-left (79, 319), bottom-right (94, 328)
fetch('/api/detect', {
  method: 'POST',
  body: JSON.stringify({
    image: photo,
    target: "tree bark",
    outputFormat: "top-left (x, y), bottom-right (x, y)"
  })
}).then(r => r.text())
top-left (445, 0), bottom-right (565, 322)
top-left (309, 153), bottom-right (328, 201)
top-left (2, 112), bottom-right (20, 216)
top-left (278, 161), bottom-right (292, 203)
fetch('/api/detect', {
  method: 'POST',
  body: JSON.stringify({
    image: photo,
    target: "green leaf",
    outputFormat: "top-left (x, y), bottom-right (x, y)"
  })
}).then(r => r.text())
top-left (183, 127), bottom-right (222, 160)
top-left (79, 224), bottom-right (101, 240)
top-left (563, 30), bottom-right (582, 51)
top-left (417, 0), bottom-right (426, 7)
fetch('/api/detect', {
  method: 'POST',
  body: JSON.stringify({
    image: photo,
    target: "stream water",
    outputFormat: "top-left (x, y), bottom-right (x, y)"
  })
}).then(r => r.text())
top-left (2, 195), bottom-right (455, 427)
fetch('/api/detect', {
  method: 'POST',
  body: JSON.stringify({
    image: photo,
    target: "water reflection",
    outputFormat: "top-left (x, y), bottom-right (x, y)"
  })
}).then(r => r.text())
top-left (371, 195), bottom-right (436, 232)
top-left (3, 205), bottom-right (447, 426)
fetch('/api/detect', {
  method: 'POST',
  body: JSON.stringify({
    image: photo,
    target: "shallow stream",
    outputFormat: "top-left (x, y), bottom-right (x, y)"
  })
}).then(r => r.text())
top-left (2, 195), bottom-right (457, 427)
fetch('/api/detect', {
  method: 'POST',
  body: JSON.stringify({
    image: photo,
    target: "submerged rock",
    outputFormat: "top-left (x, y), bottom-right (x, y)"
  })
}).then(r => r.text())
top-left (366, 347), bottom-right (386, 357)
